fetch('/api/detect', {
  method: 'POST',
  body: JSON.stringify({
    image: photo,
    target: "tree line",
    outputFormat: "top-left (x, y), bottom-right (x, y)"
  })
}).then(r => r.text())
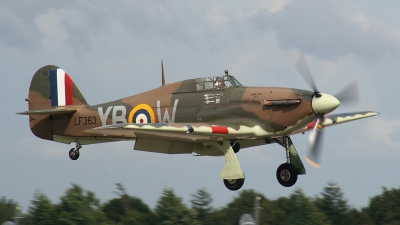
top-left (1, 181), bottom-right (400, 225)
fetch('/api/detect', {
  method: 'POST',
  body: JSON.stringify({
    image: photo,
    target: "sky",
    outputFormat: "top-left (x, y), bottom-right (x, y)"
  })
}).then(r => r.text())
top-left (1, 0), bottom-right (400, 215)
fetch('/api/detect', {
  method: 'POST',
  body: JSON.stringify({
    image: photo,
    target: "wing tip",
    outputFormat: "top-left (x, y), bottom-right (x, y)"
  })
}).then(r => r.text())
top-left (371, 111), bottom-right (380, 116)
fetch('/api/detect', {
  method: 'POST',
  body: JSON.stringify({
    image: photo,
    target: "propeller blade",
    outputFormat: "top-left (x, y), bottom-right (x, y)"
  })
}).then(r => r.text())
top-left (306, 115), bottom-right (324, 168)
top-left (335, 81), bottom-right (359, 105)
top-left (294, 51), bottom-right (319, 93)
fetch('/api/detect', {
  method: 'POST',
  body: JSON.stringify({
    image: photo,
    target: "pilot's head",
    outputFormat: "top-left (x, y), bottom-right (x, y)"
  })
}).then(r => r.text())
top-left (215, 77), bottom-right (222, 88)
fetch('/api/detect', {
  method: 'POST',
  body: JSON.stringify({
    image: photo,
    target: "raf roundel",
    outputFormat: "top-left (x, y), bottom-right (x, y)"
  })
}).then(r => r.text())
top-left (128, 104), bottom-right (156, 124)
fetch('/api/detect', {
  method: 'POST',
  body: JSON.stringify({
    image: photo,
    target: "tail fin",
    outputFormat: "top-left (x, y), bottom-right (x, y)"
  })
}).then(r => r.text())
top-left (28, 65), bottom-right (88, 110)
top-left (18, 65), bottom-right (88, 140)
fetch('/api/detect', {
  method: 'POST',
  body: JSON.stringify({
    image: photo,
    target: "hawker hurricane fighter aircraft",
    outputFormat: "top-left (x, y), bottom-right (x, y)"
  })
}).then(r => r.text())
top-left (18, 53), bottom-right (378, 191)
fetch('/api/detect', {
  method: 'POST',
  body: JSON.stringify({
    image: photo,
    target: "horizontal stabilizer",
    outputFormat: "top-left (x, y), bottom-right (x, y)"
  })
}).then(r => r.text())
top-left (16, 108), bottom-right (77, 115)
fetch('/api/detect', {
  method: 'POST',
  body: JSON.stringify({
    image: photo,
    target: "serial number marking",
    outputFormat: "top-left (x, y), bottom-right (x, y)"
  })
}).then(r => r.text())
top-left (250, 93), bottom-right (262, 98)
top-left (74, 116), bottom-right (97, 125)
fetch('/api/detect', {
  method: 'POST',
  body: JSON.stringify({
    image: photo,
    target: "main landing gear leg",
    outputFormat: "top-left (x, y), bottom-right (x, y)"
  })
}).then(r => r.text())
top-left (69, 140), bottom-right (81, 160)
top-left (205, 140), bottom-right (245, 191)
top-left (276, 136), bottom-right (298, 187)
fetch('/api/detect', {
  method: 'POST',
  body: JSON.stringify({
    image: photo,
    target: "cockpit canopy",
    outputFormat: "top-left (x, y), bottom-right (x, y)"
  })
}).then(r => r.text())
top-left (195, 74), bottom-right (242, 91)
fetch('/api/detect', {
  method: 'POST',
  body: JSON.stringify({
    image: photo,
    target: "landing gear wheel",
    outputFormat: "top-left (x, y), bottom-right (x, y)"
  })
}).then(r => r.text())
top-left (69, 148), bottom-right (80, 160)
top-left (223, 178), bottom-right (245, 191)
top-left (276, 163), bottom-right (297, 187)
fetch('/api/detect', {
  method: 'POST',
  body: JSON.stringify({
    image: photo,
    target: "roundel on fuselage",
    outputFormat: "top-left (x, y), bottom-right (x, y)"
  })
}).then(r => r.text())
top-left (128, 104), bottom-right (156, 124)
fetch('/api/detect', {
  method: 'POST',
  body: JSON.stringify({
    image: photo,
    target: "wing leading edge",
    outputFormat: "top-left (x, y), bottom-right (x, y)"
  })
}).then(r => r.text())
top-left (85, 123), bottom-right (261, 142)
top-left (298, 111), bottom-right (379, 134)
top-left (85, 123), bottom-right (271, 156)
top-left (86, 111), bottom-right (379, 141)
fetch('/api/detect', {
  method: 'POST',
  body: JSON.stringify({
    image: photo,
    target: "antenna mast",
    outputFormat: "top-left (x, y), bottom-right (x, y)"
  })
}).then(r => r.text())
top-left (161, 59), bottom-right (165, 86)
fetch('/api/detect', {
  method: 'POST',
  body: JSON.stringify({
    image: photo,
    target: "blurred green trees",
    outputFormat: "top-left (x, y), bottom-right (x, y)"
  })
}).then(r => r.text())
top-left (103, 183), bottom-right (154, 225)
top-left (27, 192), bottom-right (54, 225)
top-left (0, 196), bottom-right (18, 222)
top-left (5, 182), bottom-right (400, 224)
top-left (313, 181), bottom-right (350, 225)
top-left (363, 187), bottom-right (400, 225)
top-left (155, 188), bottom-right (200, 225)
top-left (190, 188), bottom-right (214, 225)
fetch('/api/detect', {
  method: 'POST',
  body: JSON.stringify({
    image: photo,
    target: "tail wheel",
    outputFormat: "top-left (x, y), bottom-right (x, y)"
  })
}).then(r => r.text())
top-left (223, 178), bottom-right (245, 191)
top-left (276, 163), bottom-right (297, 187)
top-left (69, 148), bottom-right (80, 160)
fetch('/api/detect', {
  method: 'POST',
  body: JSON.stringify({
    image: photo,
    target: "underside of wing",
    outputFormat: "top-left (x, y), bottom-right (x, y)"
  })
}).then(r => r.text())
top-left (85, 123), bottom-right (270, 155)
top-left (85, 123), bottom-right (259, 141)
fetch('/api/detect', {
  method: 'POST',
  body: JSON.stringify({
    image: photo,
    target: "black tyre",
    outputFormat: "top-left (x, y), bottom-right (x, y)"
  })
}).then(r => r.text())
top-left (223, 178), bottom-right (245, 191)
top-left (276, 163), bottom-right (298, 187)
top-left (69, 148), bottom-right (80, 160)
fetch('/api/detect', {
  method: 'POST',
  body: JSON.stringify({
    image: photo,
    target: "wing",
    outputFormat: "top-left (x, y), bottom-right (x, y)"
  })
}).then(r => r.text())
top-left (85, 122), bottom-right (256, 142)
top-left (297, 111), bottom-right (379, 134)
top-left (85, 123), bottom-right (267, 155)
top-left (323, 111), bottom-right (379, 126)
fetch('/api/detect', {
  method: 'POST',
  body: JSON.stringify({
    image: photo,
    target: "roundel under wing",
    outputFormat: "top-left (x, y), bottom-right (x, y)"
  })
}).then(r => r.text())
top-left (128, 104), bottom-right (156, 124)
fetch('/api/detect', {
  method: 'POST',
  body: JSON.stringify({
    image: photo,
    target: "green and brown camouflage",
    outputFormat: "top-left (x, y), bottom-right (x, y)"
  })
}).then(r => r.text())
top-left (17, 64), bottom-right (378, 190)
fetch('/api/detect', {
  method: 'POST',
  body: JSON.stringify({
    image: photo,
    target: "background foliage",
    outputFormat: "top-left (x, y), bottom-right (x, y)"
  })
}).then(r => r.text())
top-left (1, 182), bottom-right (399, 225)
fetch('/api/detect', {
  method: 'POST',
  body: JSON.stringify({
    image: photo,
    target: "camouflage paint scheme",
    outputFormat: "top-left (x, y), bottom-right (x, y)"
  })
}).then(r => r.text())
top-left (17, 65), bottom-right (378, 190)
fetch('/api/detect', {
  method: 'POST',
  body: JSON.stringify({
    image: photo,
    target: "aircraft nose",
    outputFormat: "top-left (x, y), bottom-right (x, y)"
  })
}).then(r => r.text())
top-left (312, 93), bottom-right (340, 115)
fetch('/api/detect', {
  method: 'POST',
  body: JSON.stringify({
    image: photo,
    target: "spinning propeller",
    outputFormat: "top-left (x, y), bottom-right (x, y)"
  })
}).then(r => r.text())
top-left (294, 52), bottom-right (359, 168)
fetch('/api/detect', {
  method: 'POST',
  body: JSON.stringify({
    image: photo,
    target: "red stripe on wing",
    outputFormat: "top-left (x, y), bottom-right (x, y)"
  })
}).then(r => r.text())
top-left (307, 120), bottom-right (316, 129)
top-left (211, 126), bottom-right (229, 134)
